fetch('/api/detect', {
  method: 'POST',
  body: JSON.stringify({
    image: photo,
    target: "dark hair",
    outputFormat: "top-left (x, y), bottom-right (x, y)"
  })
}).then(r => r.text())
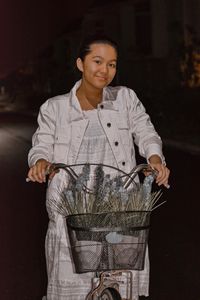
top-left (77, 34), bottom-right (118, 61)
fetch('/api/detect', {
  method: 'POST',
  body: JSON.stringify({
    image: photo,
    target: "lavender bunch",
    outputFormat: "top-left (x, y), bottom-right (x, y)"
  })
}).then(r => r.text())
top-left (49, 164), bottom-right (165, 217)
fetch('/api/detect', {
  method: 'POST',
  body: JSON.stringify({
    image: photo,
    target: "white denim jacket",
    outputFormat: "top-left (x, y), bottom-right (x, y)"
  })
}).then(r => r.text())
top-left (29, 80), bottom-right (162, 298)
top-left (28, 80), bottom-right (165, 174)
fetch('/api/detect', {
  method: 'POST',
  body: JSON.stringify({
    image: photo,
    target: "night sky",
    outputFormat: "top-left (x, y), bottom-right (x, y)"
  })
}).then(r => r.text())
top-left (0, 0), bottom-right (94, 79)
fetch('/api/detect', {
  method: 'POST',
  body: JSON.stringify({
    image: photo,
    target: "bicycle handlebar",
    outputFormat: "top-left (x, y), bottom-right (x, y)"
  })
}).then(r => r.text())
top-left (26, 162), bottom-right (161, 190)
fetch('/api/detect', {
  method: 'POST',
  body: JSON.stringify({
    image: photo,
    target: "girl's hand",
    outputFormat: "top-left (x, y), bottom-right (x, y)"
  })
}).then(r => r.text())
top-left (148, 155), bottom-right (170, 188)
top-left (27, 159), bottom-right (52, 183)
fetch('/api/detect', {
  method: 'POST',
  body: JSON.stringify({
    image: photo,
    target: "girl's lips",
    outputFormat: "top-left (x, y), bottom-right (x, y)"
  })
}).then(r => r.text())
top-left (96, 76), bottom-right (107, 81)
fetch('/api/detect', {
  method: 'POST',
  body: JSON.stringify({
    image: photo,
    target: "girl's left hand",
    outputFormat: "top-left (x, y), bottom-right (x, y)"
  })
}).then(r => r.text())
top-left (148, 155), bottom-right (170, 188)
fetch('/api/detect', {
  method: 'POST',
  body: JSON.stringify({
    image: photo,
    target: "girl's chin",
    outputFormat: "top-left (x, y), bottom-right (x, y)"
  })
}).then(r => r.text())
top-left (84, 78), bottom-right (110, 89)
top-left (94, 78), bottom-right (110, 87)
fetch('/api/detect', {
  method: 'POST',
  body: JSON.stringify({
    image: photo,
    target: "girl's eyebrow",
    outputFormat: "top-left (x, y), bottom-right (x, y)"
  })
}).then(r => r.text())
top-left (92, 55), bottom-right (117, 62)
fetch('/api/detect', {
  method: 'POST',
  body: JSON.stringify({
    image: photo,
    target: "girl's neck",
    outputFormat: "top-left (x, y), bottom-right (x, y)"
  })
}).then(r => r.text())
top-left (76, 81), bottom-right (103, 110)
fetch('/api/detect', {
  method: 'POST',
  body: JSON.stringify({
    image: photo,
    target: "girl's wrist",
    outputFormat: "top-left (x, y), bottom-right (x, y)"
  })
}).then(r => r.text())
top-left (148, 154), bottom-right (162, 165)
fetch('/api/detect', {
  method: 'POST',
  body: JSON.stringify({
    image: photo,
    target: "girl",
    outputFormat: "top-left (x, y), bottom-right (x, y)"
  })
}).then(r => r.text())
top-left (27, 35), bottom-right (170, 300)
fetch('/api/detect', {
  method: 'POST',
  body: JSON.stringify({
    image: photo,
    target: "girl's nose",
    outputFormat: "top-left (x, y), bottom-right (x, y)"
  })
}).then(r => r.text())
top-left (100, 64), bottom-right (108, 73)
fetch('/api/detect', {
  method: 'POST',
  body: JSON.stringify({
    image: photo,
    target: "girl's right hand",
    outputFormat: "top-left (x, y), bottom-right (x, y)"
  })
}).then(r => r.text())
top-left (27, 159), bottom-right (52, 183)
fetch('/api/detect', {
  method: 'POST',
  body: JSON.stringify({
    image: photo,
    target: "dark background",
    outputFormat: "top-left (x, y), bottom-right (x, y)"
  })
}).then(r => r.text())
top-left (0, 0), bottom-right (200, 299)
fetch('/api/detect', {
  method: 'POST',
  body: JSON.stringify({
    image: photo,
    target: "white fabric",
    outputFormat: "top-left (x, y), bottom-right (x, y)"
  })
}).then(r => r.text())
top-left (28, 80), bottom-right (165, 169)
top-left (75, 109), bottom-right (118, 170)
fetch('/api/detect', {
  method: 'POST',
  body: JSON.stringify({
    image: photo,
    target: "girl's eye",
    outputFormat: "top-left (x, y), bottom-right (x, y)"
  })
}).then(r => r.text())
top-left (109, 63), bottom-right (116, 68)
top-left (94, 60), bottom-right (101, 64)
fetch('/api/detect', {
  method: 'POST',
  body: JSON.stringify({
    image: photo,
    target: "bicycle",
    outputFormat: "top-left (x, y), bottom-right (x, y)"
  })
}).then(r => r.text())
top-left (45, 163), bottom-right (163, 300)
top-left (27, 163), bottom-right (165, 300)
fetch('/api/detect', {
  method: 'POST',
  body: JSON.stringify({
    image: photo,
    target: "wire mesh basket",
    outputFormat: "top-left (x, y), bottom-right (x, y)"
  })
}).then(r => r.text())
top-left (66, 211), bottom-right (150, 273)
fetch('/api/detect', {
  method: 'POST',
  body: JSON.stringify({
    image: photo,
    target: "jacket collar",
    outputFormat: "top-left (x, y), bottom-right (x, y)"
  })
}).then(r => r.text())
top-left (68, 80), bottom-right (119, 119)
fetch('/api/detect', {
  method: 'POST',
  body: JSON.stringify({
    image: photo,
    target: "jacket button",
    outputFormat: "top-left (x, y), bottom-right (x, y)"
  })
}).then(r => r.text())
top-left (115, 141), bottom-right (119, 146)
top-left (122, 161), bottom-right (126, 166)
top-left (107, 123), bottom-right (111, 127)
top-left (100, 104), bottom-right (104, 109)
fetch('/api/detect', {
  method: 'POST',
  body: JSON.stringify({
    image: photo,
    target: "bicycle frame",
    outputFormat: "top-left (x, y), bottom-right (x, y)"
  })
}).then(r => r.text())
top-left (86, 270), bottom-right (133, 300)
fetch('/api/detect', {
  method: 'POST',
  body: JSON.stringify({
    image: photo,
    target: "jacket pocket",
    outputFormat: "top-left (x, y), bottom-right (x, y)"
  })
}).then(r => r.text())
top-left (117, 118), bottom-right (129, 130)
top-left (53, 133), bottom-right (70, 162)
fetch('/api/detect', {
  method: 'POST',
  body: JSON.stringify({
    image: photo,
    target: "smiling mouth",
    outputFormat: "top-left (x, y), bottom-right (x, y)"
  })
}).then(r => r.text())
top-left (96, 76), bottom-right (107, 81)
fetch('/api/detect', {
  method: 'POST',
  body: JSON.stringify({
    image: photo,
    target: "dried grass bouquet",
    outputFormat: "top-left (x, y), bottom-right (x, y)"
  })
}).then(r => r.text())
top-left (48, 163), bottom-right (165, 217)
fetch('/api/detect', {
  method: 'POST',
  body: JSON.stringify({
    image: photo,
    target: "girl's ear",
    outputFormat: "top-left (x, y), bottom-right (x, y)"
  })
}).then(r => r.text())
top-left (76, 58), bottom-right (83, 72)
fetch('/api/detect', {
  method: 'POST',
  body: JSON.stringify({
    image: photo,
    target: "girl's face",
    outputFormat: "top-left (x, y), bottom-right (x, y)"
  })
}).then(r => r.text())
top-left (76, 43), bottom-right (117, 90)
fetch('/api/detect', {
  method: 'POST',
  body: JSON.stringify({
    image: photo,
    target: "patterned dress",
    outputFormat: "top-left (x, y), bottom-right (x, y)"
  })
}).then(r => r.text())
top-left (45, 109), bottom-right (149, 300)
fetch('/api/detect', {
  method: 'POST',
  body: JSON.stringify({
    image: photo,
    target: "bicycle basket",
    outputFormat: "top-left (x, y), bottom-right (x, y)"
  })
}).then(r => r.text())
top-left (66, 210), bottom-right (150, 273)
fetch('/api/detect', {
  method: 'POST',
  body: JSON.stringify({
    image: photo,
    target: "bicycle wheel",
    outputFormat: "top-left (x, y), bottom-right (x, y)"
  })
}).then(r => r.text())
top-left (99, 288), bottom-right (121, 300)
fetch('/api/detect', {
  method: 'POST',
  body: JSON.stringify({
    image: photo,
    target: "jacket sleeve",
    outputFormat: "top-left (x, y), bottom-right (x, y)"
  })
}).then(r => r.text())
top-left (28, 99), bottom-right (56, 167)
top-left (126, 88), bottom-right (165, 164)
